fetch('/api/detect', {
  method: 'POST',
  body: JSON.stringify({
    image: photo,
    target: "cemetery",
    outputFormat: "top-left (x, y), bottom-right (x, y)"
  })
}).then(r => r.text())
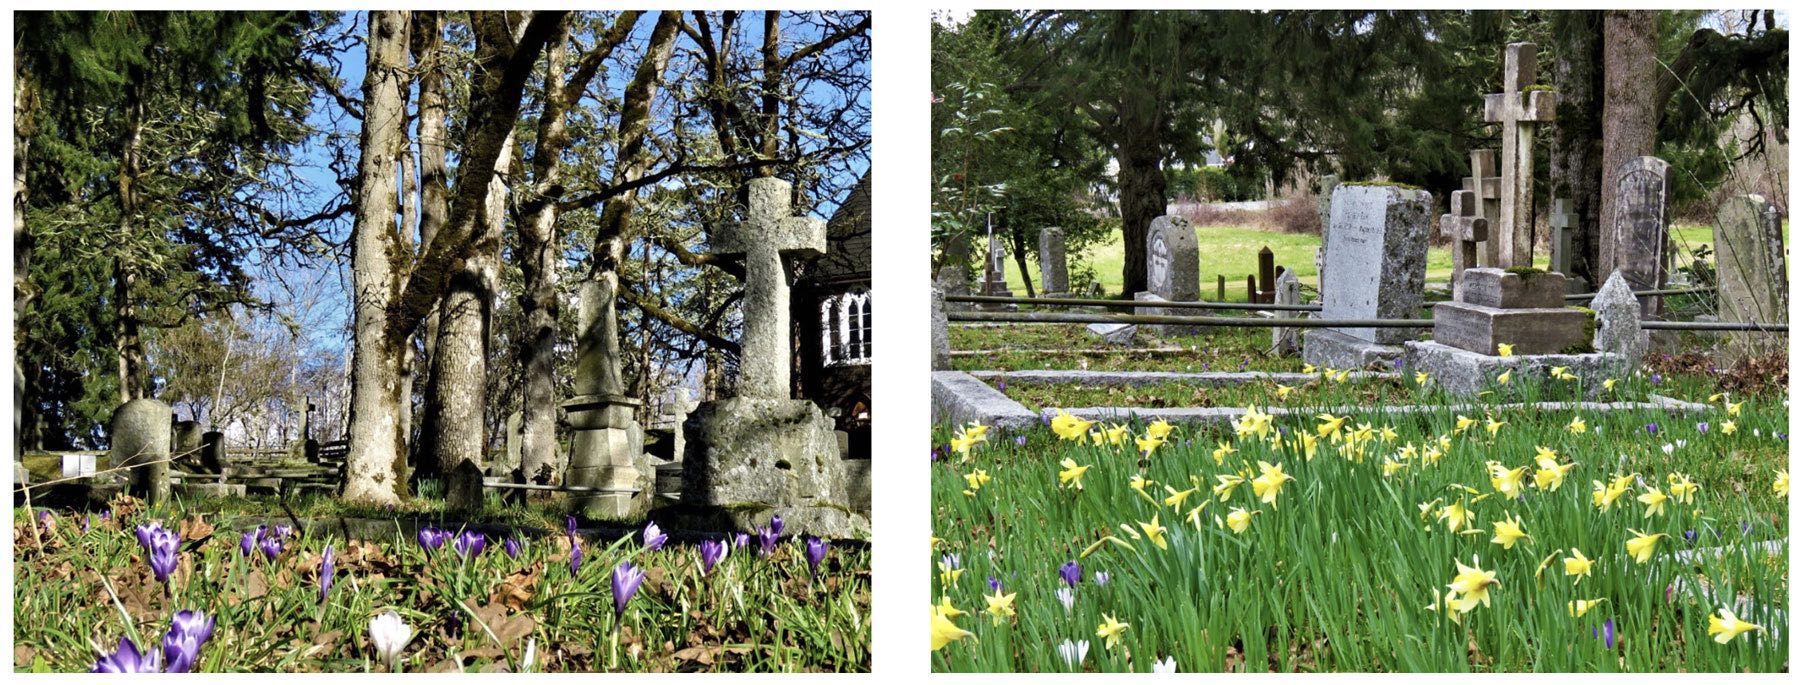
top-left (13, 11), bottom-right (872, 672)
top-left (930, 10), bottom-right (1788, 672)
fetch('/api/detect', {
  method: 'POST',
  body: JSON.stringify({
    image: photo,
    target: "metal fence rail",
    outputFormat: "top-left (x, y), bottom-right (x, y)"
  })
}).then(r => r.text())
top-left (947, 294), bottom-right (1322, 312)
top-left (949, 309), bottom-right (1786, 333)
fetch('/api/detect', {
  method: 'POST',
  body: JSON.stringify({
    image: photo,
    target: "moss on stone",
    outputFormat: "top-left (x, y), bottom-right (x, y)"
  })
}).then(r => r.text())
top-left (1346, 180), bottom-right (1423, 191)
top-left (1523, 84), bottom-right (1554, 93)
top-left (1504, 266), bottom-right (1547, 276)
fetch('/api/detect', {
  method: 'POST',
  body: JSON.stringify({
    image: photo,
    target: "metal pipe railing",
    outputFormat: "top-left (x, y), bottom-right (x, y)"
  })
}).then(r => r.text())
top-left (947, 294), bottom-right (1322, 312)
top-left (949, 310), bottom-right (1432, 328)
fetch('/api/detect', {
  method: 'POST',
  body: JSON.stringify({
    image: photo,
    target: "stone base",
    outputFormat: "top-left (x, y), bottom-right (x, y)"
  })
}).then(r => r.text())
top-left (174, 482), bottom-right (247, 498)
top-left (1135, 292), bottom-right (1205, 336)
top-left (657, 502), bottom-right (870, 540)
top-left (1303, 328), bottom-right (1404, 370)
top-left (567, 417), bottom-right (649, 521)
top-left (1087, 322), bottom-right (1137, 344)
top-left (1403, 340), bottom-right (1626, 397)
top-left (1432, 302), bottom-right (1590, 356)
top-left (930, 371), bottom-right (1039, 432)
top-left (681, 397), bottom-right (850, 524)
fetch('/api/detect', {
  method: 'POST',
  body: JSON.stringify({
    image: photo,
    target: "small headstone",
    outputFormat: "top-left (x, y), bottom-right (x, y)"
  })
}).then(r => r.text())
top-left (1086, 322), bottom-right (1138, 345)
top-left (1713, 195), bottom-right (1787, 360)
top-left (1549, 197), bottom-right (1580, 283)
top-left (982, 232), bottom-right (1013, 297)
top-left (109, 399), bottom-right (172, 506)
top-left (1433, 268), bottom-right (1587, 355)
top-left (1317, 184), bottom-right (1431, 344)
top-left (172, 421), bottom-right (203, 458)
top-left (199, 431), bottom-right (226, 475)
top-left (1038, 227), bottom-right (1069, 296)
top-left (1144, 216), bottom-right (1202, 335)
top-left (445, 459), bottom-right (485, 511)
top-left (61, 453), bottom-right (97, 478)
top-left (1269, 270), bottom-right (1302, 357)
top-left (1609, 156), bottom-right (1671, 317)
top-left (501, 411), bottom-right (523, 477)
top-left (930, 285), bottom-right (951, 370)
top-left (1590, 270), bottom-right (1647, 366)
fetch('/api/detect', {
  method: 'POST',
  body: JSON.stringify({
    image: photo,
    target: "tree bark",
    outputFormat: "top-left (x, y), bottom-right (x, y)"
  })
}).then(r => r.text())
top-left (1597, 10), bottom-right (1660, 281)
top-left (15, 59), bottom-right (34, 459)
top-left (342, 9), bottom-right (413, 506)
top-left (115, 83), bottom-right (150, 402)
top-left (1550, 10), bottom-right (1604, 288)
top-left (1115, 91), bottom-right (1166, 297)
top-left (409, 10), bottom-right (448, 472)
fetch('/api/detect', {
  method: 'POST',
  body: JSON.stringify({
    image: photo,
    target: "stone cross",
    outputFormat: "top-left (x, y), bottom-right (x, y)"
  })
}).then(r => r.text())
top-left (983, 230), bottom-right (1012, 296)
top-left (1460, 149), bottom-right (1503, 267)
top-left (1549, 197), bottom-right (1575, 273)
top-left (1442, 190), bottom-right (1488, 300)
top-left (715, 177), bottom-right (827, 398)
top-left (1482, 43), bottom-right (1556, 268)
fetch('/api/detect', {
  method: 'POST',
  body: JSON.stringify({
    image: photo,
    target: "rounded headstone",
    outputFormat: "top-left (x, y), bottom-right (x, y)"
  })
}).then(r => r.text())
top-left (110, 399), bottom-right (172, 505)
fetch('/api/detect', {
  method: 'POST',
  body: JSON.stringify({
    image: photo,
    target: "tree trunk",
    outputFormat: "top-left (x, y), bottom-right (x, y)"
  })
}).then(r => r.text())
top-left (1115, 92), bottom-right (1166, 297)
top-left (517, 21), bottom-right (571, 487)
top-left (1010, 224), bottom-right (1036, 298)
top-left (1551, 10), bottom-right (1604, 287)
top-left (16, 60), bottom-right (34, 458)
top-left (342, 10), bottom-right (414, 507)
top-left (409, 10), bottom-right (448, 472)
top-left (115, 88), bottom-right (149, 402)
top-left (1597, 10), bottom-right (1660, 281)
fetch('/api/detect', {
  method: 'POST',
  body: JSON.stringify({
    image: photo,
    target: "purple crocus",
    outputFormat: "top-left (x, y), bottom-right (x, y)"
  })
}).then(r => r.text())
top-left (642, 522), bottom-right (668, 551)
top-left (566, 516), bottom-right (578, 538)
top-left (987, 576), bottom-right (1003, 592)
top-left (92, 637), bottom-right (160, 672)
top-left (1059, 561), bottom-right (1082, 588)
top-left (1650, 373), bottom-right (1662, 385)
top-left (135, 523), bottom-right (181, 583)
top-left (611, 561), bottom-right (647, 621)
top-left (258, 533), bottom-right (284, 562)
top-left (1696, 421), bottom-right (1710, 434)
top-left (1095, 571), bottom-right (1111, 586)
top-left (733, 532), bottom-right (751, 549)
top-left (161, 609), bottom-right (215, 673)
top-left (699, 539), bottom-right (727, 575)
top-left (757, 524), bottom-right (780, 558)
top-left (804, 536), bottom-right (829, 577)
top-left (769, 515), bottom-right (785, 537)
top-left (239, 525), bottom-right (266, 557)
top-left (273, 525), bottom-right (295, 539)
top-left (454, 531), bottom-right (487, 559)
top-left (569, 539), bottom-right (584, 576)
top-left (417, 525), bottom-right (449, 553)
top-left (503, 537), bottom-right (522, 560)
top-left (319, 544), bottom-right (335, 601)
top-left (1645, 422), bottom-right (1659, 435)
top-left (1014, 435), bottom-right (1028, 446)
top-left (1592, 618), bottom-right (1616, 649)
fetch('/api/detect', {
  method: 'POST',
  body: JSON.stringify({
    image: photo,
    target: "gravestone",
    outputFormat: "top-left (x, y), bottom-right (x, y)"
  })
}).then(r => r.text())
top-left (110, 399), bottom-right (172, 506)
top-left (930, 285), bottom-right (951, 370)
top-left (1302, 184), bottom-right (1430, 369)
top-left (1461, 149), bottom-right (1504, 267)
top-left (199, 431), bottom-right (226, 475)
top-left (500, 411), bottom-right (523, 478)
top-left (1590, 270), bottom-right (1647, 366)
top-left (1038, 227), bottom-right (1069, 297)
top-left (1269, 270), bottom-right (1302, 357)
top-left (683, 177), bottom-right (862, 538)
top-left (1483, 42), bottom-right (1556, 268)
top-left (1442, 190), bottom-right (1489, 300)
top-left (172, 420), bottom-right (203, 459)
top-left (1086, 321), bottom-right (1138, 345)
top-left (1714, 195), bottom-right (1788, 360)
top-left (1609, 156), bottom-right (1670, 317)
top-left (1548, 198), bottom-right (1588, 293)
top-left (935, 232), bottom-right (972, 310)
top-left (1433, 268), bottom-right (1587, 355)
top-left (1141, 215), bottom-right (1202, 335)
top-left (566, 244), bottom-right (651, 518)
top-left (982, 232), bottom-right (1013, 297)
top-left (1315, 174), bottom-right (1340, 281)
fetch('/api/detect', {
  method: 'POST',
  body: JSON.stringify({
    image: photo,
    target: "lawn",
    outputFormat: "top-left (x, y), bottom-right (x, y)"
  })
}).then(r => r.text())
top-left (929, 371), bottom-right (1790, 672)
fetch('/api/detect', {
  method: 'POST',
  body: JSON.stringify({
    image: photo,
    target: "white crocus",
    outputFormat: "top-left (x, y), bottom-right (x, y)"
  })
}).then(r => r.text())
top-left (518, 637), bottom-right (536, 673)
top-left (1059, 639), bottom-right (1090, 669)
top-left (1153, 656), bottom-right (1178, 673)
top-left (370, 610), bottom-right (414, 671)
top-left (1056, 587), bottom-right (1076, 613)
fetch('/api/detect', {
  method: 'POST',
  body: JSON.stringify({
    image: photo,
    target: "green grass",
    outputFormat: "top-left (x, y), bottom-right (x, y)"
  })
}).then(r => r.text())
top-left (14, 498), bottom-right (871, 672)
top-left (949, 324), bottom-right (1301, 373)
top-left (929, 373), bottom-right (1789, 672)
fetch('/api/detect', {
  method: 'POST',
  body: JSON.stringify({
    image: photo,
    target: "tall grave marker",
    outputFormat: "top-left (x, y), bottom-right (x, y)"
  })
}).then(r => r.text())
top-left (1482, 42), bottom-right (1557, 268)
top-left (1714, 194), bottom-right (1787, 360)
top-left (1301, 184), bottom-right (1430, 369)
top-left (1610, 156), bottom-right (1671, 317)
top-left (1135, 215), bottom-right (1202, 335)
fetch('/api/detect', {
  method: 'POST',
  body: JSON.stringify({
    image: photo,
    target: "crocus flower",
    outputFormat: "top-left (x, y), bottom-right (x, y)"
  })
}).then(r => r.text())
top-left (1592, 618), bottom-right (1616, 649)
top-left (259, 534), bottom-right (284, 562)
top-left (1095, 571), bottom-right (1111, 586)
top-left (1058, 638), bottom-right (1089, 668)
top-left (987, 575), bottom-right (1003, 592)
top-left (699, 539), bottom-right (727, 575)
top-left (417, 526), bottom-right (448, 553)
top-left (369, 610), bottom-right (413, 670)
top-left (733, 532), bottom-right (751, 549)
top-left (273, 525), bottom-right (294, 539)
top-left (239, 525), bottom-right (266, 557)
top-left (1697, 421), bottom-right (1710, 434)
top-left (570, 539), bottom-right (584, 576)
top-left (503, 537), bottom-right (521, 560)
top-left (642, 522), bottom-right (668, 551)
top-left (758, 524), bottom-right (779, 557)
top-left (319, 544), bottom-right (336, 601)
top-left (454, 531), bottom-right (486, 558)
top-left (92, 637), bottom-right (160, 672)
top-left (1645, 422), bottom-right (1659, 435)
top-left (611, 561), bottom-right (647, 621)
top-left (1056, 587), bottom-right (1076, 612)
top-left (161, 609), bottom-right (215, 673)
top-left (1059, 561), bottom-right (1082, 588)
top-left (565, 516), bottom-right (577, 538)
top-left (769, 515), bottom-right (785, 537)
top-left (1153, 656), bottom-right (1178, 673)
top-left (805, 536), bottom-right (829, 576)
top-left (136, 523), bottom-right (181, 583)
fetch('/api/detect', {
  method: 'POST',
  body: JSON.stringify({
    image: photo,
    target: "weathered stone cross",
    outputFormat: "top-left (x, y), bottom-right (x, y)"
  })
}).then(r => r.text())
top-left (1482, 42), bottom-right (1556, 268)
top-left (1443, 189), bottom-right (1488, 298)
top-left (715, 177), bottom-right (827, 398)
top-left (1460, 149), bottom-right (1502, 267)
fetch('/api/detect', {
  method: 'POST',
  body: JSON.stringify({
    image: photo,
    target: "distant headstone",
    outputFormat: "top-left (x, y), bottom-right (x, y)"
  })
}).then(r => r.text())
top-left (935, 232), bottom-right (972, 308)
top-left (1317, 184), bottom-right (1430, 344)
top-left (982, 233), bottom-right (1013, 297)
top-left (1038, 227), bottom-right (1069, 296)
top-left (171, 421), bottom-right (202, 458)
top-left (199, 431), bottom-right (226, 475)
top-left (1087, 322), bottom-right (1138, 345)
top-left (1714, 195), bottom-right (1787, 360)
top-left (109, 399), bottom-right (172, 506)
top-left (1143, 216), bottom-right (1202, 335)
top-left (1590, 270), bottom-right (1647, 366)
top-left (930, 285), bottom-right (951, 370)
top-left (501, 411), bottom-right (523, 477)
top-left (1269, 270), bottom-right (1302, 356)
top-left (445, 459), bottom-right (485, 511)
top-left (1549, 197), bottom-right (1581, 288)
top-left (1609, 156), bottom-right (1670, 317)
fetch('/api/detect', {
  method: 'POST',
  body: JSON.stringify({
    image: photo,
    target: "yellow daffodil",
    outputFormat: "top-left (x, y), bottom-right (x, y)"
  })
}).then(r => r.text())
top-left (1447, 555), bottom-right (1499, 613)
top-left (1233, 407), bottom-right (1274, 439)
top-left (1591, 478), bottom-right (1630, 512)
top-left (1316, 413), bottom-right (1347, 439)
top-left (1415, 371), bottom-right (1431, 385)
top-left (1534, 459), bottom-right (1576, 492)
top-left (1163, 485), bottom-right (1199, 509)
top-left (931, 603), bottom-right (974, 650)
top-left (1625, 530), bottom-right (1667, 564)
top-left (1568, 598), bottom-right (1607, 618)
top-left (1225, 507), bottom-right (1258, 534)
top-left (1568, 416), bottom-right (1588, 433)
top-left (1058, 458), bottom-right (1090, 490)
top-left (1534, 549), bottom-right (1561, 582)
top-left (1775, 470), bottom-right (1789, 498)
top-left (1708, 392), bottom-right (1727, 403)
top-left (1602, 378), bottom-right (1617, 392)
top-left (1135, 433), bottom-right (1166, 455)
top-left (1096, 614), bottom-right (1130, 649)
top-left (1146, 418), bottom-right (1175, 440)
top-left (1213, 474), bottom-right (1245, 500)
top-left (964, 469), bottom-right (990, 492)
top-left (1184, 498), bottom-right (1212, 527)
top-left (1727, 400), bottom-right (1744, 416)
top-left (1497, 343), bottom-right (1514, 357)
top-left (1638, 486), bottom-right (1669, 518)
top-left (1708, 607), bottom-right (1762, 644)
top-left (1490, 513), bottom-right (1531, 549)
top-left (1101, 424), bottom-right (1131, 446)
top-left (949, 430), bottom-right (985, 459)
top-left (1436, 501), bottom-right (1473, 533)
top-left (1050, 410), bottom-right (1097, 441)
top-left (1138, 514), bottom-right (1168, 550)
top-left (1129, 474), bottom-right (1155, 498)
top-left (1485, 417), bottom-right (1507, 437)
top-left (935, 596), bottom-right (965, 619)
top-left (1251, 461), bottom-right (1295, 507)
top-left (983, 591), bottom-right (1017, 625)
top-left (1275, 384), bottom-right (1295, 400)
top-left (1496, 369), bottom-right (1513, 385)
top-left (1380, 426), bottom-right (1399, 442)
top-left (1667, 473), bottom-right (1699, 504)
top-left (1720, 420), bottom-right (1737, 435)
top-left (1381, 458), bottom-right (1408, 478)
top-left (938, 559), bottom-right (964, 587)
top-left (1301, 363), bottom-right (1316, 374)
top-left (1331, 368), bottom-right (1351, 383)
top-left (1454, 415), bottom-right (1477, 433)
top-left (1563, 548), bottom-right (1594, 583)
top-left (1488, 461), bottom-right (1528, 497)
